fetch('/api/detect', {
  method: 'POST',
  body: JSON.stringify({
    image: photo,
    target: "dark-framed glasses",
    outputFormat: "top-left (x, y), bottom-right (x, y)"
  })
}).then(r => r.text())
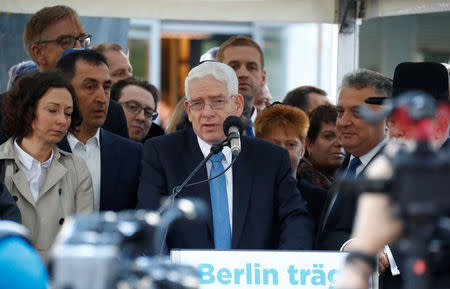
top-left (35, 34), bottom-right (92, 50)
top-left (188, 96), bottom-right (233, 111)
top-left (120, 100), bottom-right (158, 120)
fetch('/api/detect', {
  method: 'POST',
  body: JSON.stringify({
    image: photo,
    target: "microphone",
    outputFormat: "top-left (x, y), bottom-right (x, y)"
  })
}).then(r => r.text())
top-left (223, 116), bottom-right (244, 159)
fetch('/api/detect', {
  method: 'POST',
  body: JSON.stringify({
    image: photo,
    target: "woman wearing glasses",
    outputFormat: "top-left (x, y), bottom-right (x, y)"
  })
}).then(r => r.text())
top-left (111, 77), bottom-right (160, 143)
top-left (0, 71), bottom-right (93, 259)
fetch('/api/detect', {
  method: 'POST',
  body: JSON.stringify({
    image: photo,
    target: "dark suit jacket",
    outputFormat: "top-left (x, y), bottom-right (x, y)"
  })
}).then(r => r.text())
top-left (102, 99), bottom-right (129, 138)
top-left (137, 128), bottom-right (314, 251)
top-left (315, 144), bottom-right (385, 250)
top-left (58, 129), bottom-right (142, 211)
top-left (0, 181), bottom-right (21, 223)
top-left (142, 123), bottom-right (165, 143)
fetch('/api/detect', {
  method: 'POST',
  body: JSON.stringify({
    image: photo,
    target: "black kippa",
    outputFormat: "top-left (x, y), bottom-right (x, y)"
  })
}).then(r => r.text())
top-left (365, 62), bottom-right (449, 105)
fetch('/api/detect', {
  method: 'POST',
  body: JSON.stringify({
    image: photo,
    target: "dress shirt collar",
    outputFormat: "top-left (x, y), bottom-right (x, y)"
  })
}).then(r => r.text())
top-left (250, 106), bottom-right (257, 123)
top-left (67, 128), bottom-right (101, 150)
top-left (197, 136), bottom-right (232, 165)
top-left (14, 138), bottom-right (53, 169)
top-left (350, 138), bottom-right (387, 169)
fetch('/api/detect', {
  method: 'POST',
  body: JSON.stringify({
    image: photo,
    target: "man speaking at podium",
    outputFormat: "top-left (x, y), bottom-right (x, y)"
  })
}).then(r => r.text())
top-left (137, 61), bottom-right (313, 251)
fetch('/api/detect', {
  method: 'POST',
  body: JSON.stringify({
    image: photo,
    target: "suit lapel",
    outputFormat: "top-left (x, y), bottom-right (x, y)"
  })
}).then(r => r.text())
top-left (181, 129), bottom-right (214, 238)
top-left (99, 129), bottom-right (120, 210)
top-left (231, 137), bottom-right (253, 248)
top-left (315, 154), bottom-right (350, 236)
top-left (57, 137), bottom-right (72, 153)
top-left (359, 143), bottom-right (386, 175)
top-left (318, 143), bottom-right (386, 234)
top-left (11, 170), bottom-right (36, 208)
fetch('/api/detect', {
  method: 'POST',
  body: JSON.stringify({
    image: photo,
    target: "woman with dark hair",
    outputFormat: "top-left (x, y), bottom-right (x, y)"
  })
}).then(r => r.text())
top-left (0, 71), bottom-right (93, 259)
top-left (297, 104), bottom-right (345, 226)
top-left (298, 104), bottom-right (345, 188)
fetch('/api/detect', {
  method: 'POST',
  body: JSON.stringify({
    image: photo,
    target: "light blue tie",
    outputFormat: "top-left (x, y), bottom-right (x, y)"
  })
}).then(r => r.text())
top-left (209, 152), bottom-right (231, 249)
top-left (346, 157), bottom-right (362, 179)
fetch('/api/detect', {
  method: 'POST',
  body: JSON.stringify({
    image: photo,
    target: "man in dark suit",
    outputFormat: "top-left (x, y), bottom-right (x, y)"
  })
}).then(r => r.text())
top-left (316, 69), bottom-right (392, 252)
top-left (56, 50), bottom-right (142, 211)
top-left (137, 61), bottom-right (313, 251)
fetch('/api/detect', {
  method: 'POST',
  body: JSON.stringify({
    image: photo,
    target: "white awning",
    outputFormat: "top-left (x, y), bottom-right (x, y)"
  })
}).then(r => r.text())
top-left (0, 0), bottom-right (337, 23)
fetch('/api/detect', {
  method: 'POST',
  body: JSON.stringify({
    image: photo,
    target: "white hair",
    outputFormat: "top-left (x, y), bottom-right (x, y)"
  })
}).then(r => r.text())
top-left (185, 61), bottom-right (238, 101)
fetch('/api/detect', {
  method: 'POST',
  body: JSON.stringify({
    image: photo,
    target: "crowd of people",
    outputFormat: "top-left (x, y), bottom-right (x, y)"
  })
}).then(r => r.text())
top-left (0, 4), bottom-right (449, 289)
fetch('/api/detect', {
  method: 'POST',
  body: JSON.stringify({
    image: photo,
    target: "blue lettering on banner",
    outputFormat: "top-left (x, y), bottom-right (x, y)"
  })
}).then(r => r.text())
top-left (198, 264), bottom-right (215, 284)
top-left (197, 263), bottom-right (338, 287)
top-left (289, 264), bottom-right (339, 288)
top-left (198, 263), bottom-right (278, 285)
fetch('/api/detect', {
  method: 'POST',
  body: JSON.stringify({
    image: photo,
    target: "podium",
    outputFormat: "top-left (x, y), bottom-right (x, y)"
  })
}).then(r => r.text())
top-left (171, 250), bottom-right (378, 289)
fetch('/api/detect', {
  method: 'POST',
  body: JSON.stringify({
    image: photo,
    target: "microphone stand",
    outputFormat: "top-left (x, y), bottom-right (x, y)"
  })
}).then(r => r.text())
top-left (157, 140), bottom-right (226, 215)
top-left (153, 140), bottom-right (227, 255)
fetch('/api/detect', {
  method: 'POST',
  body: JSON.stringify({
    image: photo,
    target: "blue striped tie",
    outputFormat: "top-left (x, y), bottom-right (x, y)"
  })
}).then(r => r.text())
top-left (209, 152), bottom-right (231, 249)
top-left (346, 157), bottom-right (362, 179)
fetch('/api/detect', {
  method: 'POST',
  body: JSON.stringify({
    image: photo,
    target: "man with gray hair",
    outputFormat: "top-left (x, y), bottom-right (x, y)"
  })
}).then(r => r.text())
top-left (137, 61), bottom-right (313, 252)
top-left (316, 69), bottom-right (392, 251)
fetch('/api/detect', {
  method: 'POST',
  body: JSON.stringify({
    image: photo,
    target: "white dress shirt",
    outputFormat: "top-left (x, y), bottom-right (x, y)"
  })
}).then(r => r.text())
top-left (349, 138), bottom-right (387, 177)
top-left (67, 129), bottom-right (101, 211)
top-left (197, 136), bottom-right (233, 231)
top-left (14, 139), bottom-right (53, 203)
top-left (249, 106), bottom-right (257, 135)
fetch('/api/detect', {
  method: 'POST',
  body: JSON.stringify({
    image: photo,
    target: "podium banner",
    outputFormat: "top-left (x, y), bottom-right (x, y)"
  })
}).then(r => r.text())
top-left (171, 250), bottom-right (365, 289)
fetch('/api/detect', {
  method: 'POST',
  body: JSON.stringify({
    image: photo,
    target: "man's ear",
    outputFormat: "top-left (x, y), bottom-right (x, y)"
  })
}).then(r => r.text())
top-left (234, 93), bottom-right (245, 116)
top-left (31, 44), bottom-right (46, 67)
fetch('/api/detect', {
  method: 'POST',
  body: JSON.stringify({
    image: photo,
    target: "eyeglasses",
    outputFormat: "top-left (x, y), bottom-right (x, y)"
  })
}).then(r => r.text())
top-left (35, 34), bottom-right (92, 50)
top-left (188, 96), bottom-right (233, 111)
top-left (120, 100), bottom-right (158, 120)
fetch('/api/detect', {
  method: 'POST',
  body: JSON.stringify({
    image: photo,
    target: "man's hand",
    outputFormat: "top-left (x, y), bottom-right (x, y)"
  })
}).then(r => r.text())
top-left (343, 240), bottom-right (391, 274)
top-left (378, 251), bottom-right (390, 273)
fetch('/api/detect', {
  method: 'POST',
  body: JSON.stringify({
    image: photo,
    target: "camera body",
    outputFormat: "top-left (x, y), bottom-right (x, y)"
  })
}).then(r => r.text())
top-left (49, 210), bottom-right (159, 289)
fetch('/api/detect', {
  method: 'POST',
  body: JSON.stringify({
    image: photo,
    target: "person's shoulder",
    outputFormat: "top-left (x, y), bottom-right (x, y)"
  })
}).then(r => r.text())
top-left (0, 138), bottom-right (14, 160)
top-left (101, 129), bottom-right (142, 150)
top-left (144, 128), bottom-right (191, 147)
top-left (56, 147), bottom-right (89, 173)
top-left (243, 135), bottom-right (286, 154)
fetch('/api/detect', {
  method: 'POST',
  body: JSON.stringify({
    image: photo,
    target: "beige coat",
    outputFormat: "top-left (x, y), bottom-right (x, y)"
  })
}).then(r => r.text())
top-left (0, 138), bottom-right (94, 259)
